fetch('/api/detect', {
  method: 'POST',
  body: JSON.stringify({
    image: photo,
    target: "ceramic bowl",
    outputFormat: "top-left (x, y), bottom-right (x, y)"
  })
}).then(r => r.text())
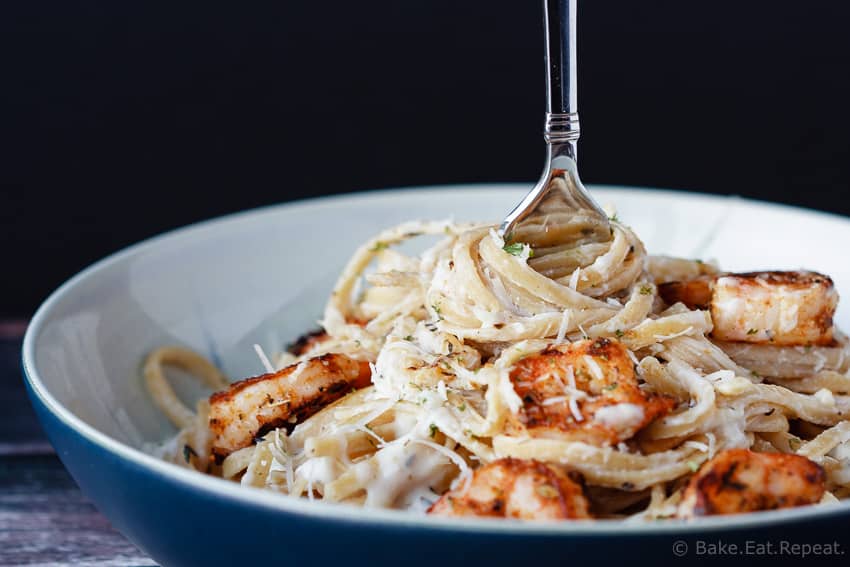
top-left (23, 186), bottom-right (850, 565)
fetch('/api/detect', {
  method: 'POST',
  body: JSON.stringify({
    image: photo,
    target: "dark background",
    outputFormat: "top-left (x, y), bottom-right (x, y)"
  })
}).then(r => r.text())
top-left (2, 1), bottom-right (849, 319)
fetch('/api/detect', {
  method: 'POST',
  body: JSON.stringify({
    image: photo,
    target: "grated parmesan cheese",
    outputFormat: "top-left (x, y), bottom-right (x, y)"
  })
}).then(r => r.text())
top-left (569, 268), bottom-right (581, 290)
top-left (654, 326), bottom-right (695, 342)
top-left (555, 309), bottom-right (571, 343)
top-left (815, 388), bottom-right (836, 407)
top-left (594, 403), bottom-right (645, 431)
top-left (583, 355), bottom-right (604, 381)
top-left (569, 397), bottom-right (584, 422)
top-left (253, 343), bottom-right (275, 374)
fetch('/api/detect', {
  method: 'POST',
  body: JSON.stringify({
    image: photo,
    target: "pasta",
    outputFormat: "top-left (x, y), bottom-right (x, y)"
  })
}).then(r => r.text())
top-left (144, 212), bottom-right (850, 520)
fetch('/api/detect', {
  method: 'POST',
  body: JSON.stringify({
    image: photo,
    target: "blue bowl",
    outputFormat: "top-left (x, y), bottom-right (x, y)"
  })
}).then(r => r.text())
top-left (22, 186), bottom-right (850, 565)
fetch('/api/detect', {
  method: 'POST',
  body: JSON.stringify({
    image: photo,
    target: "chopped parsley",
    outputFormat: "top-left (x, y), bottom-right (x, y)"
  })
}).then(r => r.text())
top-left (182, 444), bottom-right (198, 463)
top-left (747, 328), bottom-right (759, 335)
top-left (431, 303), bottom-right (443, 321)
top-left (503, 242), bottom-right (534, 258)
top-left (614, 329), bottom-right (625, 338)
top-left (687, 460), bottom-right (700, 473)
top-left (370, 241), bottom-right (389, 252)
top-left (609, 213), bottom-right (620, 222)
top-left (404, 335), bottom-right (414, 341)
top-left (639, 284), bottom-right (653, 296)
top-left (457, 403), bottom-right (467, 412)
top-left (429, 424), bottom-right (438, 438)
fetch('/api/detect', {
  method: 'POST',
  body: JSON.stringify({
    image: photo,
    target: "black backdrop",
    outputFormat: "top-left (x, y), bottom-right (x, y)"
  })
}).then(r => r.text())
top-left (2, 1), bottom-right (849, 318)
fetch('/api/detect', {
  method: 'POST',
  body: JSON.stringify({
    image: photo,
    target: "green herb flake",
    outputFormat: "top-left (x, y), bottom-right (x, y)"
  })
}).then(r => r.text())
top-left (457, 403), bottom-right (467, 412)
top-left (614, 329), bottom-right (625, 338)
top-left (429, 424), bottom-right (438, 438)
top-left (603, 382), bottom-right (619, 391)
top-left (609, 213), bottom-right (620, 222)
top-left (687, 460), bottom-right (700, 473)
top-left (370, 241), bottom-right (389, 252)
top-left (639, 285), bottom-right (653, 296)
top-left (182, 444), bottom-right (197, 463)
top-left (502, 242), bottom-right (526, 257)
top-left (404, 335), bottom-right (414, 341)
top-left (747, 328), bottom-right (759, 335)
top-left (789, 437), bottom-right (802, 451)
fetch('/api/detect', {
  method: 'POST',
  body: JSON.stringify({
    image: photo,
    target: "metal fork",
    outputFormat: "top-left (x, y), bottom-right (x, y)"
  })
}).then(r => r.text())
top-left (500, 0), bottom-right (611, 252)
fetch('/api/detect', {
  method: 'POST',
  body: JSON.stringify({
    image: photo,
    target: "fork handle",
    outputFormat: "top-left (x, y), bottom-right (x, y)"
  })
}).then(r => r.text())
top-left (544, 0), bottom-right (580, 149)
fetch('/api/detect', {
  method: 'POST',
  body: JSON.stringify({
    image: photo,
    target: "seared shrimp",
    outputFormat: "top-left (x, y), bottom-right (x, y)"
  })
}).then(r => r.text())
top-left (428, 458), bottom-right (591, 520)
top-left (659, 271), bottom-right (837, 346)
top-left (678, 448), bottom-right (825, 517)
top-left (208, 354), bottom-right (371, 460)
top-left (507, 338), bottom-right (675, 446)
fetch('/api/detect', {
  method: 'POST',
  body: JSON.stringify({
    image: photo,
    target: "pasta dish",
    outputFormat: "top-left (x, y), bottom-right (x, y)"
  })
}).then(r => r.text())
top-left (144, 209), bottom-right (850, 520)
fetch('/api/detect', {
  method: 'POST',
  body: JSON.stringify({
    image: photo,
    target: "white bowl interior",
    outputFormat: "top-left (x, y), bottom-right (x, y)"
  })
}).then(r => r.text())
top-left (28, 185), bottom-right (850, 453)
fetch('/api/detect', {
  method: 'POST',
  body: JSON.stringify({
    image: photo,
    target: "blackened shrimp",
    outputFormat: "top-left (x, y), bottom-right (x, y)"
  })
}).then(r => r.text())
top-left (659, 271), bottom-right (837, 346)
top-left (506, 338), bottom-right (675, 446)
top-left (678, 448), bottom-right (825, 517)
top-left (428, 458), bottom-right (591, 520)
top-left (208, 354), bottom-right (371, 461)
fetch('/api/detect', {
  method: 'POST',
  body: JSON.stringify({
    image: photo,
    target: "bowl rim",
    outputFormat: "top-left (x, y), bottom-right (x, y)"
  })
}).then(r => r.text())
top-left (22, 183), bottom-right (850, 535)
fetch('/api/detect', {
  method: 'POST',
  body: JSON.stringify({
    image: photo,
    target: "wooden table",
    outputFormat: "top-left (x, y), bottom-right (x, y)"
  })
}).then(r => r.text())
top-left (0, 322), bottom-right (156, 566)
